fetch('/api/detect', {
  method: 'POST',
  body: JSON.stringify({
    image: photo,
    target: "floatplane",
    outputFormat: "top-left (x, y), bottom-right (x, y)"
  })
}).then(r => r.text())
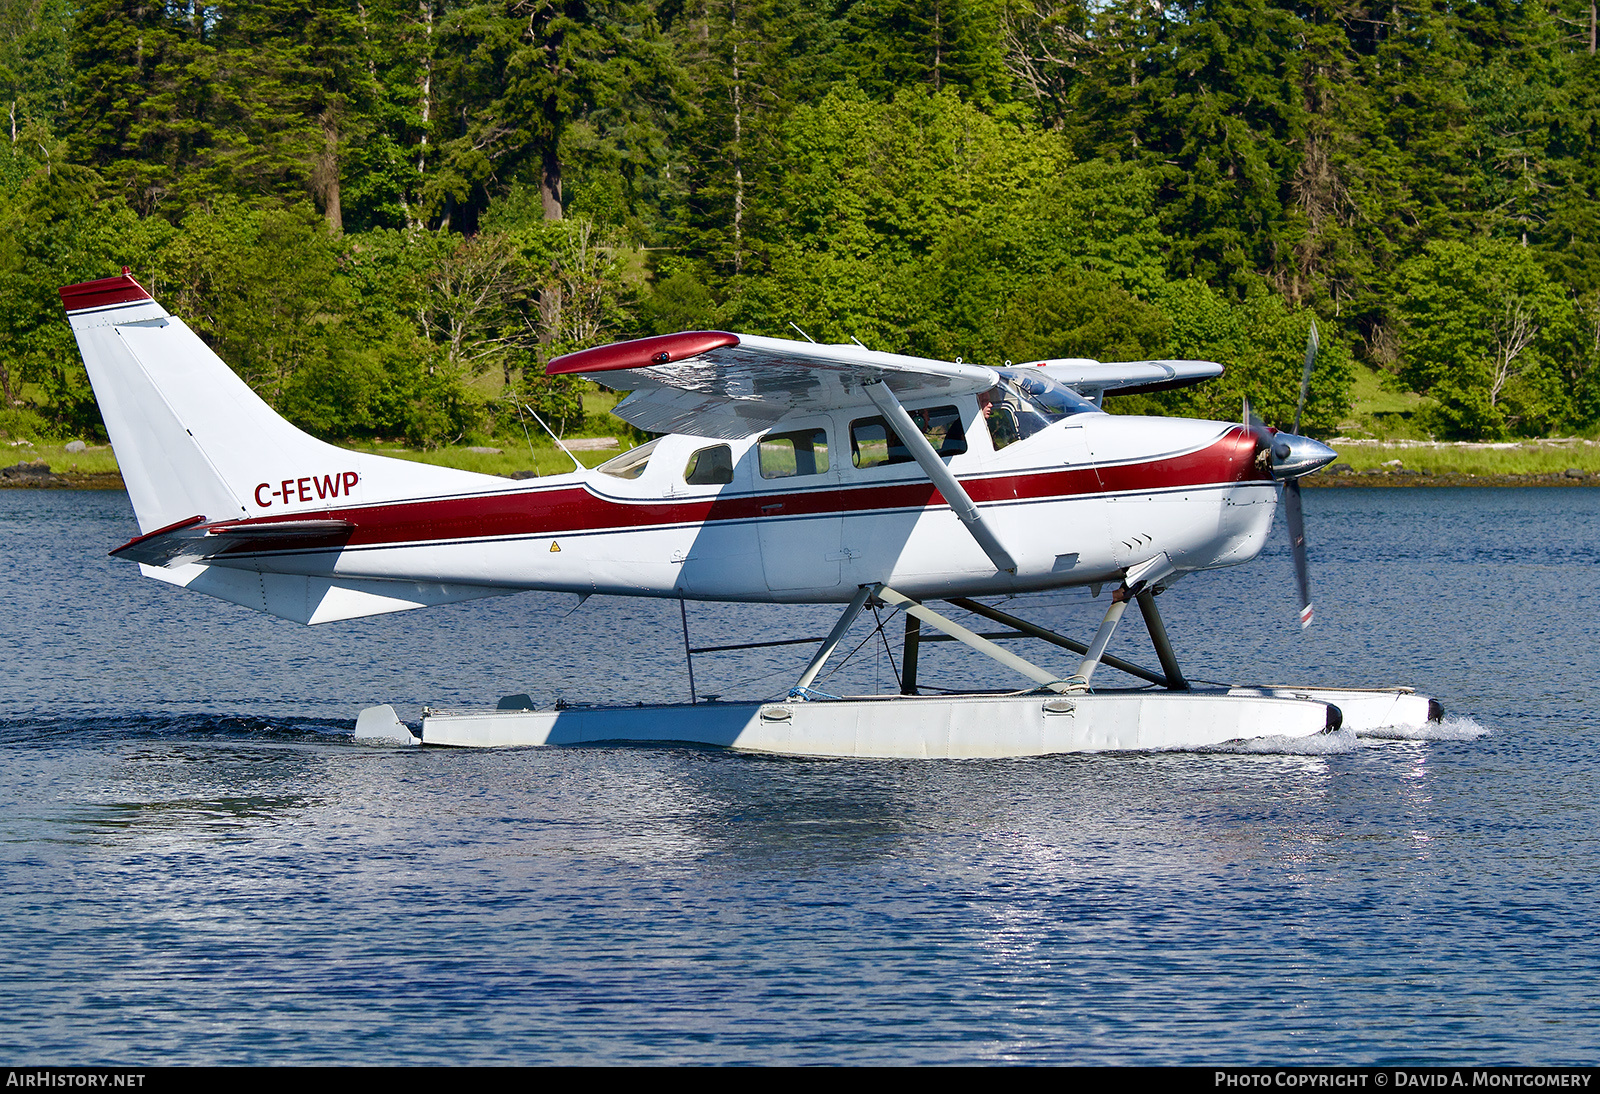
top-left (60, 270), bottom-right (1440, 757)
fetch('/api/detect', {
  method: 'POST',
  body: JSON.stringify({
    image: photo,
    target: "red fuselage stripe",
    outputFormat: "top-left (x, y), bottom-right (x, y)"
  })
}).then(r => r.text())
top-left (223, 429), bottom-right (1267, 553)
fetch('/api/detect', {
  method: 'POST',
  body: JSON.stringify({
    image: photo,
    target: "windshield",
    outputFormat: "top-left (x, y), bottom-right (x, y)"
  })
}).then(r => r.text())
top-left (981, 369), bottom-right (1099, 450)
top-left (596, 438), bottom-right (659, 479)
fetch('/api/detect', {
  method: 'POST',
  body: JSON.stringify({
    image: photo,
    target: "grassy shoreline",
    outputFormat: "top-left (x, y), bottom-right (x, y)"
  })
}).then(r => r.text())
top-left (1320, 437), bottom-right (1600, 476)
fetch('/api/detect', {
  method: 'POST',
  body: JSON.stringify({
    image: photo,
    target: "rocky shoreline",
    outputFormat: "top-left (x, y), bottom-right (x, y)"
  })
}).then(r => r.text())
top-left (2, 461), bottom-right (126, 489)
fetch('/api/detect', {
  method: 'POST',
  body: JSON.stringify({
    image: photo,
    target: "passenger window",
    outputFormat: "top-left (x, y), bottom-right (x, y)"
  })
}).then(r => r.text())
top-left (849, 418), bottom-right (905, 469)
top-left (850, 406), bottom-right (966, 469)
top-left (759, 429), bottom-right (830, 479)
top-left (684, 444), bottom-right (734, 485)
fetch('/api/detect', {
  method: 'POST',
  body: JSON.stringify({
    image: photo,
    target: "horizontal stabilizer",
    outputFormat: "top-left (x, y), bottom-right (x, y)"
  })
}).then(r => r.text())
top-left (139, 562), bottom-right (519, 624)
top-left (112, 516), bottom-right (354, 567)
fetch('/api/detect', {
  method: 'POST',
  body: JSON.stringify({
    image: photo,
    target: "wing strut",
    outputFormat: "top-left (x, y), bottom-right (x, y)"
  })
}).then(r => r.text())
top-left (863, 380), bottom-right (1017, 574)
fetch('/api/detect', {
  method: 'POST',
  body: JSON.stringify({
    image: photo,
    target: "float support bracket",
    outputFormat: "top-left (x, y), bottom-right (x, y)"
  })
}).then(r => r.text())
top-left (945, 597), bottom-right (1170, 688)
top-left (792, 585), bottom-right (875, 697)
top-left (875, 585), bottom-right (1078, 693)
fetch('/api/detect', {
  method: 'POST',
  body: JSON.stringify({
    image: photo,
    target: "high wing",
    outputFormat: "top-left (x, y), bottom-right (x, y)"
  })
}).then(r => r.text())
top-left (547, 331), bottom-right (998, 440)
top-left (1028, 358), bottom-right (1224, 404)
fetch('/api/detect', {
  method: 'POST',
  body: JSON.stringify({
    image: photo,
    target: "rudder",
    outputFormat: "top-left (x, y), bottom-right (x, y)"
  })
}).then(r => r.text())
top-left (60, 271), bottom-right (505, 535)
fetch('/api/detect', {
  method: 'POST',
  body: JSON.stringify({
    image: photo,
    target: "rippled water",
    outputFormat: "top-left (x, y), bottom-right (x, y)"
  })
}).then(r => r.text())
top-left (1, 487), bottom-right (1597, 1064)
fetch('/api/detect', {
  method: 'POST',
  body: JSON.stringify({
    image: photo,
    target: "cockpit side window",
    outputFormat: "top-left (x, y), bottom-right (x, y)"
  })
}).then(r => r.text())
top-left (596, 438), bottom-right (659, 479)
top-left (981, 369), bottom-right (1098, 451)
top-left (684, 444), bottom-right (734, 485)
top-left (850, 405), bottom-right (965, 469)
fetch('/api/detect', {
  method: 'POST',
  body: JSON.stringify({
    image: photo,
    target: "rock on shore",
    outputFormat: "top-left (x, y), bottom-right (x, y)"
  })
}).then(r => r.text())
top-left (0, 461), bottom-right (123, 489)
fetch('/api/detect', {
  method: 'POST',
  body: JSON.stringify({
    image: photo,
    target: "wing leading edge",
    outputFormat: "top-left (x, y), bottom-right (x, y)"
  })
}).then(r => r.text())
top-left (1028, 358), bottom-right (1224, 402)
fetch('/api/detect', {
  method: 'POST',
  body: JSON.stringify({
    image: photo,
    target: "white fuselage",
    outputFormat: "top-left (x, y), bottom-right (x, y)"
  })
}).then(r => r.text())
top-left (222, 396), bottom-right (1279, 604)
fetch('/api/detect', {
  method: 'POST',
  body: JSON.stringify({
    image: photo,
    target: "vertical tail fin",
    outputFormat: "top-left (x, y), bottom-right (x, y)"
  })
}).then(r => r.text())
top-left (60, 271), bottom-right (504, 535)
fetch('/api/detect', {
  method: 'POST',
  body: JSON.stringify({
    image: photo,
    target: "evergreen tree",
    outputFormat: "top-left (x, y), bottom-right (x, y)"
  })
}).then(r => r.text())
top-left (209, 0), bottom-right (377, 231)
top-left (0, 0), bottom-right (72, 139)
top-left (844, 0), bottom-right (1009, 101)
top-left (427, 0), bottom-right (683, 233)
top-left (66, 0), bottom-right (224, 214)
top-left (1396, 238), bottom-right (1573, 438)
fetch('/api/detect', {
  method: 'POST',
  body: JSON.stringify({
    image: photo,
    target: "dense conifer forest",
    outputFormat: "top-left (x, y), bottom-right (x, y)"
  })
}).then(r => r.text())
top-left (4, 0), bottom-right (1600, 446)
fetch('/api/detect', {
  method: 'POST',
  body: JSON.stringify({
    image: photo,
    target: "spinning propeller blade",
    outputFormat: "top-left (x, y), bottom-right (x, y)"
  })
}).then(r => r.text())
top-left (1294, 319), bottom-right (1319, 436)
top-left (1284, 478), bottom-right (1313, 627)
top-left (1285, 321), bottom-right (1320, 628)
top-left (1243, 396), bottom-right (1264, 430)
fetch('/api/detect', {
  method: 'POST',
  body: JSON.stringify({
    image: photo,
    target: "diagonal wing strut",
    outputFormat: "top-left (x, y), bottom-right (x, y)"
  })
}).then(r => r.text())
top-left (863, 379), bottom-right (1016, 574)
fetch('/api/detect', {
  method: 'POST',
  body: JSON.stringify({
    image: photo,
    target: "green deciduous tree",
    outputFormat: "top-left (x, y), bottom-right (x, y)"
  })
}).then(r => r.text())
top-left (0, 158), bottom-right (170, 430)
top-left (736, 89), bottom-right (1169, 364)
top-left (1396, 238), bottom-right (1574, 438)
top-left (1150, 277), bottom-right (1351, 435)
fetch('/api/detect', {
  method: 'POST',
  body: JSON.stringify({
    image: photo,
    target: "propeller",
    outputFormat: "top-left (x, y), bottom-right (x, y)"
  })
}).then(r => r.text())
top-left (1283, 456), bottom-right (1313, 627)
top-left (1244, 320), bottom-right (1327, 628)
top-left (1285, 320), bottom-right (1319, 628)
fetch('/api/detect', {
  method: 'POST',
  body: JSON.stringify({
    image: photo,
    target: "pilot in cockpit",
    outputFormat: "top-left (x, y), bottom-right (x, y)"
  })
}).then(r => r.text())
top-left (979, 386), bottom-right (1021, 451)
top-left (981, 370), bottom-right (1097, 452)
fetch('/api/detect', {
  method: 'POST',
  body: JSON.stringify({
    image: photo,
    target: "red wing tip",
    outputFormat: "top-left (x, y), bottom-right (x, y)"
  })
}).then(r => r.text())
top-left (547, 331), bottom-right (740, 375)
top-left (1299, 605), bottom-right (1315, 628)
top-left (59, 271), bottom-right (153, 313)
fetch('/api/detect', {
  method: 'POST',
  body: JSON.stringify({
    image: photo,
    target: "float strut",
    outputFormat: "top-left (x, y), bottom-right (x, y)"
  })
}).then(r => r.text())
top-left (793, 585), bottom-right (875, 697)
top-left (901, 612), bottom-right (921, 695)
top-left (1076, 591), bottom-right (1130, 687)
top-left (680, 599), bottom-right (698, 704)
top-left (1135, 589), bottom-right (1188, 691)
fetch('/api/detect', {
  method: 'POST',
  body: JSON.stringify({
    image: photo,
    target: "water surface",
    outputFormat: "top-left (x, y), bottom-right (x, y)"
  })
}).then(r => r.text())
top-left (1, 487), bottom-right (1595, 1064)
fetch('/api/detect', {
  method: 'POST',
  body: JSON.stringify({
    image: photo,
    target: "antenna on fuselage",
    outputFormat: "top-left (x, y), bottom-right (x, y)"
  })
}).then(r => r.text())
top-left (508, 397), bottom-right (584, 474)
top-left (849, 335), bottom-right (869, 349)
top-left (787, 322), bottom-right (817, 343)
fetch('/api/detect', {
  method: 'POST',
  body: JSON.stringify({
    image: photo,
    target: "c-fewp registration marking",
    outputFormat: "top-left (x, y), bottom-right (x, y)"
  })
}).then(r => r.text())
top-left (254, 472), bottom-right (359, 508)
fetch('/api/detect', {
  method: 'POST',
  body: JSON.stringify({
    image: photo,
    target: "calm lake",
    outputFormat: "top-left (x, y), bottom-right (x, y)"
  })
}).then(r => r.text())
top-left (1, 486), bottom-right (1596, 1065)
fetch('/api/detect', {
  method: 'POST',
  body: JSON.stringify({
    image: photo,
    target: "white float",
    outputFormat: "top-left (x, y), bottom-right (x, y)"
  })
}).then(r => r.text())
top-left (407, 690), bottom-right (1340, 758)
top-left (354, 582), bottom-right (1442, 758)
